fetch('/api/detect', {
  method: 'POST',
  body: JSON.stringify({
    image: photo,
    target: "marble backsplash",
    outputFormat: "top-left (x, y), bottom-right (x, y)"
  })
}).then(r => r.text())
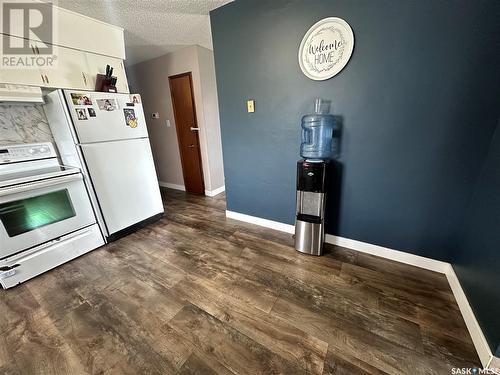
top-left (0, 104), bottom-right (53, 145)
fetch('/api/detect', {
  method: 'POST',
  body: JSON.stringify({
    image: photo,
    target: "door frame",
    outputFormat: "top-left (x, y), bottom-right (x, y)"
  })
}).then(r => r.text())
top-left (168, 72), bottom-right (205, 194)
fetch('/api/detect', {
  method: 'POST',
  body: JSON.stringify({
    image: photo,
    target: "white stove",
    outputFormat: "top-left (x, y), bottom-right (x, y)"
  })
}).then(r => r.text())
top-left (0, 143), bottom-right (81, 188)
top-left (0, 143), bottom-right (104, 288)
top-left (0, 164), bottom-right (79, 188)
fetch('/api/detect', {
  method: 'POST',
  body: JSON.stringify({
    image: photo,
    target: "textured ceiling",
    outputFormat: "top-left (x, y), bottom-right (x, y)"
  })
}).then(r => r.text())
top-left (57, 0), bottom-right (233, 66)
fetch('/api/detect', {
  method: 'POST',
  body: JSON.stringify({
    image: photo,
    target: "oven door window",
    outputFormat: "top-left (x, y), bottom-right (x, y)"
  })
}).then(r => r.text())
top-left (0, 189), bottom-right (76, 237)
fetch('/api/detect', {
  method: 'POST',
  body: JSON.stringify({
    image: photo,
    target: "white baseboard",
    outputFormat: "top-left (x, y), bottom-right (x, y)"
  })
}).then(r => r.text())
top-left (445, 264), bottom-right (493, 367)
top-left (205, 185), bottom-right (225, 197)
top-left (224, 210), bottom-right (447, 273)
top-left (325, 234), bottom-right (450, 273)
top-left (159, 181), bottom-right (185, 191)
top-left (226, 210), bottom-right (295, 234)
top-left (224, 209), bottom-right (496, 368)
top-left (160, 183), bottom-right (225, 197)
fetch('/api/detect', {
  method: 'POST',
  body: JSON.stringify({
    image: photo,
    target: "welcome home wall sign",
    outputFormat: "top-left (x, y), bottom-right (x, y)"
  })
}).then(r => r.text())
top-left (298, 17), bottom-right (354, 80)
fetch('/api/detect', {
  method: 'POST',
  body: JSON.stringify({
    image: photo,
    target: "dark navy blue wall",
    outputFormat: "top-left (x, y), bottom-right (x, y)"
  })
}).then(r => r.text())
top-left (210, 0), bottom-right (500, 262)
top-left (453, 120), bottom-right (500, 354)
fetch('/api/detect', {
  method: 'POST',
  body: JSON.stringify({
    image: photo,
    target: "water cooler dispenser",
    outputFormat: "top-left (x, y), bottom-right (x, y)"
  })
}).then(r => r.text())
top-left (295, 160), bottom-right (327, 255)
top-left (294, 98), bottom-right (335, 256)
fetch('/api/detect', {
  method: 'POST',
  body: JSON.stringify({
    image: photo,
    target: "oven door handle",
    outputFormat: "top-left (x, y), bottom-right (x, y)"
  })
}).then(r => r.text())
top-left (0, 174), bottom-right (83, 197)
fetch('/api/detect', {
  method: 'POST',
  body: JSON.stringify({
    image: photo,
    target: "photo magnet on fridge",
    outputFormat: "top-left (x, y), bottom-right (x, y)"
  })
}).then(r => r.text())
top-left (71, 93), bottom-right (93, 106)
top-left (124, 108), bottom-right (138, 128)
top-left (88, 108), bottom-right (96, 117)
top-left (75, 108), bottom-right (88, 120)
top-left (130, 94), bottom-right (141, 104)
top-left (96, 99), bottom-right (117, 111)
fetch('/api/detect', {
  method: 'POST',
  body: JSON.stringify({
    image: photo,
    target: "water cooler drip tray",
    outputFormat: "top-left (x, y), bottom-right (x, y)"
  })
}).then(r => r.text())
top-left (296, 213), bottom-right (321, 224)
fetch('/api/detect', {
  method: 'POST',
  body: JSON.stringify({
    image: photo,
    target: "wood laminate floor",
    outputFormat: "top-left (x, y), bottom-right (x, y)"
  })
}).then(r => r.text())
top-left (0, 189), bottom-right (481, 374)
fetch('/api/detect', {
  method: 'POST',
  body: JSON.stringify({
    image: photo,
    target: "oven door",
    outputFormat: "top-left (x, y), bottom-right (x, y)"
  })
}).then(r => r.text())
top-left (0, 173), bottom-right (96, 259)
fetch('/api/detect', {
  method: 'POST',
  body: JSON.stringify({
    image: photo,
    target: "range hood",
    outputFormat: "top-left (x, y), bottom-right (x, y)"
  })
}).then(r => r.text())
top-left (0, 84), bottom-right (44, 103)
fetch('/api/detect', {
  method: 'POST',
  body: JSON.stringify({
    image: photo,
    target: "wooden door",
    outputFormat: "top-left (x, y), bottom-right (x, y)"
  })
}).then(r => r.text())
top-left (169, 73), bottom-right (205, 194)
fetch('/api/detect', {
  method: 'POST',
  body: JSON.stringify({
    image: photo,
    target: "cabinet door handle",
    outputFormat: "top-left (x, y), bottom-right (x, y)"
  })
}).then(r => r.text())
top-left (82, 72), bottom-right (87, 85)
top-left (45, 75), bottom-right (49, 84)
top-left (35, 45), bottom-right (40, 54)
top-left (31, 45), bottom-right (35, 54)
top-left (41, 74), bottom-right (45, 84)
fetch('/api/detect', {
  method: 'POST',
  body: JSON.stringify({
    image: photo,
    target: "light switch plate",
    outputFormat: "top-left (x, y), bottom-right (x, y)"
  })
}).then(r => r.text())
top-left (247, 99), bottom-right (255, 113)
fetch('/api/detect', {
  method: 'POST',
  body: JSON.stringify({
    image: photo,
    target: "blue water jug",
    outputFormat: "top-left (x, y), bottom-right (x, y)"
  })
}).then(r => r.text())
top-left (300, 99), bottom-right (336, 160)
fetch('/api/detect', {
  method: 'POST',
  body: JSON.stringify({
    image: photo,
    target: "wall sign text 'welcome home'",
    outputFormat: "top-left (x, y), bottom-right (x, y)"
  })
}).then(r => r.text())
top-left (298, 17), bottom-right (354, 81)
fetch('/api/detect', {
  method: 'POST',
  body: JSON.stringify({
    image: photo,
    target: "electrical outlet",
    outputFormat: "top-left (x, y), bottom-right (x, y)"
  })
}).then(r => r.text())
top-left (152, 112), bottom-right (160, 119)
top-left (166, 119), bottom-right (171, 127)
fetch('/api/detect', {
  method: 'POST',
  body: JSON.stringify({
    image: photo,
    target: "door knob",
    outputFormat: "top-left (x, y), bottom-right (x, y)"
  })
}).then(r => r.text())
top-left (190, 127), bottom-right (200, 131)
top-left (188, 144), bottom-right (195, 148)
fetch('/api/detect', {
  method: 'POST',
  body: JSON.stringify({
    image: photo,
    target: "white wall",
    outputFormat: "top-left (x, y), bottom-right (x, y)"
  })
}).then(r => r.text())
top-left (197, 46), bottom-right (225, 191)
top-left (127, 46), bottom-right (224, 194)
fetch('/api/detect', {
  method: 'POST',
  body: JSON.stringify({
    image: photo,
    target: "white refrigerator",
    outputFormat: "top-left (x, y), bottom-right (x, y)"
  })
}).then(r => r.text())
top-left (45, 89), bottom-right (164, 241)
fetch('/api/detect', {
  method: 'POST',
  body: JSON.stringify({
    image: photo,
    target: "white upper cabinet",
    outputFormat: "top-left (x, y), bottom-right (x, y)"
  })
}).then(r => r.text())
top-left (0, 5), bottom-right (128, 91)
top-left (40, 46), bottom-right (89, 90)
top-left (4, 5), bottom-right (125, 59)
top-left (0, 60), bottom-right (45, 86)
top-left (0, 44), bottom-right (129, 92)
top-left (54, 7), bottom-right (126, 59)
top-left (0, 36), bottom-right (45, 86)
top-left (85, 53), bottom-right (129, 93)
